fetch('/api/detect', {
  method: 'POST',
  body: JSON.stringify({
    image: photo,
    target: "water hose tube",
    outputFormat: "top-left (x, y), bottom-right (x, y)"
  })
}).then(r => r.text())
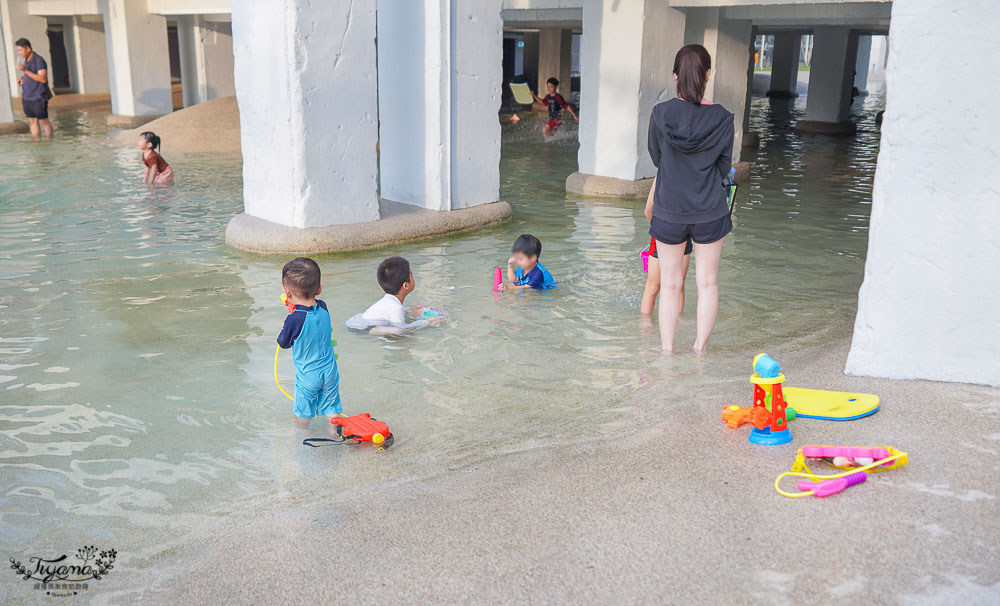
top-left (274, 345), bottom-right (293, 401)
top-left (774, 452), bottom-right (908, 498)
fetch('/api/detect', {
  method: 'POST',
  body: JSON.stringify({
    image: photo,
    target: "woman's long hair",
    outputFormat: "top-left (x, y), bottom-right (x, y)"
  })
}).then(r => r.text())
top-left (673, 44), bottom-right (712, 104)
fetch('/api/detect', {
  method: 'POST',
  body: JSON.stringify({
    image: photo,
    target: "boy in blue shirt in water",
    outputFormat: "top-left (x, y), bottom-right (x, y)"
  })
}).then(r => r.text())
top-left (276, 258), bottom-right (342, 429)
top-left (497, 234), bottom-right (557, 291)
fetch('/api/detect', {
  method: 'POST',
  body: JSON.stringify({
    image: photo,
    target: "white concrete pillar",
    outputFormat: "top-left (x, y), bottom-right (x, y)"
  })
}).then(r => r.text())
top-left (233, 0), bottom-right (378, 227)
top-left (102, 0), bottom-right (172, 126)
top-left (742, 28), bottom-right (757, 147)
top-left (176, 15), bottom-right (200, 107)
top-left (1, 0), bottom-right (51, 97)
top-left (537, 27), bottom-right (560, 94)
top-left (521, 30), bottom-right (538, 86)
top-left (854, 34), bottom-right (871, 94)
top-left (847, 0), bottom-right (1000, 387)
top-left (574, 0), bottom-right (685, 188)
top-left (377, 0), bottom-right (502, 211)
top-left (767, 32), bottom-right (801, 97)
top-left (798, 26), bottom-right (858, 133)
top-left (71, 16), bottom-right (110, 94)
top-left (201, 19), bottom-right (233, 99)
top-left (177, 15), bottom-right (234, 108)
top-left (699, 13), bottom-right (752, 162)
top-left (0, 23), bottom-right (15, 124)
top-left (559, 29), bottom-right (573, 97)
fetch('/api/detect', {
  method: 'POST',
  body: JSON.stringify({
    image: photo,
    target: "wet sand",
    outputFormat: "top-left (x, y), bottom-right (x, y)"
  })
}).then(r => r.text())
top-left (111, 96), bottom-right (240, 156)
top-left (96, 329), bottom-right (1000, 605)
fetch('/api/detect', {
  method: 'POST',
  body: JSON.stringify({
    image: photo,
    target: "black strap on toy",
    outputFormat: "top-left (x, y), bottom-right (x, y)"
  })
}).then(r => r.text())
top-left (302, 425), bottom-right (349, 447)
top-left (302, 436), bottom-right (349, 447)
top-left (301, 420), bottom-right (394, 449)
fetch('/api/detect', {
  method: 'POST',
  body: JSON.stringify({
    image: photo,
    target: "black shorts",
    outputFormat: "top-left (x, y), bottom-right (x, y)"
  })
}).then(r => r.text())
top-left (22, 97), bottom-right (48, 119)
top-left (649, 236), bottom-right (692, 258)
top-left (650, 213), bottom-right (732, 247)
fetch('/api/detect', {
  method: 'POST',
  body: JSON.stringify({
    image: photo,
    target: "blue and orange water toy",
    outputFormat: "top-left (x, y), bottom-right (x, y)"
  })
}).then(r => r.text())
top-left (721, 353), bottom-right (793, 445)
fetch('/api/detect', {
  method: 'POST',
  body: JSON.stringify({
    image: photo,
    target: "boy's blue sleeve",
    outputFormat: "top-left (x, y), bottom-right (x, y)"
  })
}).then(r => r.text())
top-left (526, 268), bottom-right (545, 289)
top-left (277, 312), bottom-right (305, 349)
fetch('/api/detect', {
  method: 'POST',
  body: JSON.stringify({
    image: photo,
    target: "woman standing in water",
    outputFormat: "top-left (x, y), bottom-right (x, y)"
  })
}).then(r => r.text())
top-left (644, 44), bottom-right (734, 355)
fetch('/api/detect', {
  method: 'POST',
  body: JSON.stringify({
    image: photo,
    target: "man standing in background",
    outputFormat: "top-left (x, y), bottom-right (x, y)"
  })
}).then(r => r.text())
top-left (15, 38), bottom-right (53, 138)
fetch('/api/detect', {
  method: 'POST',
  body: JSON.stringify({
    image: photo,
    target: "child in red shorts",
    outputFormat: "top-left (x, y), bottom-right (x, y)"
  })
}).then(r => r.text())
top-left (531, 77), bottom-right (578, 136)
top-left (640, 236), bottom-right (692, 316)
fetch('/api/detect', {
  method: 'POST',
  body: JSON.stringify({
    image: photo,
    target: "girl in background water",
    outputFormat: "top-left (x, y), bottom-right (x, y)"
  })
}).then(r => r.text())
top-left (137, 131), bottom-right (174, 184)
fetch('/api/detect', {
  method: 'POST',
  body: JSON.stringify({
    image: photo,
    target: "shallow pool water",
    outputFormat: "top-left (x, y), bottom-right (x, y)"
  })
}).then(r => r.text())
top-left (0, 90), bottom-right (883, 567)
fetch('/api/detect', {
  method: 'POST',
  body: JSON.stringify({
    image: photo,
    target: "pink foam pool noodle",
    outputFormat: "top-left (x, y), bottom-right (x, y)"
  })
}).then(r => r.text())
top-left (492, 266), bottom-right (503, 292)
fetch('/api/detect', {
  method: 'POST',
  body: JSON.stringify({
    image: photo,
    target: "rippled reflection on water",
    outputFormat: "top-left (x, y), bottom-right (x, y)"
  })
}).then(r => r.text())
top-left (0, 91), bottom-right (883, 565)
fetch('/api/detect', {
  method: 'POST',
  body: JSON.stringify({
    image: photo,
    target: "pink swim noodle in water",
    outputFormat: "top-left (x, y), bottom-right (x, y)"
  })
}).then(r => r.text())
top-left (492, 266), bottom-right (503, 292)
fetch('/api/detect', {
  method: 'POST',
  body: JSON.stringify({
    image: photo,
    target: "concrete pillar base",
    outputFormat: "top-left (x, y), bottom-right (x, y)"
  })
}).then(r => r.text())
top-left (106, 114), bottom-right (163, 128)
top-left (732, 161), bottom-right (751, 183)
top-left (566, 172), bottom-right (653, 198)
top-left (567, 164), bottom-right (752, 198)
top-left (765, 90), bottom-right (798, 98)
top-left (795, 120), bottom-right (857, 135)
top-left (0, 121), bottom-right (29, 134)
top-left (742, 133), bottom-right (760, 149)
top-left (225, 199), bottom-right (512, 254)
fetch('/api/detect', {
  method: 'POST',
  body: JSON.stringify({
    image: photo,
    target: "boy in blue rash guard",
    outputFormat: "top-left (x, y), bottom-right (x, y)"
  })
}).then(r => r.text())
top-left (498, 234), bottom-right (557, 291)
top-left (276, 258), bottom-right (342, 429)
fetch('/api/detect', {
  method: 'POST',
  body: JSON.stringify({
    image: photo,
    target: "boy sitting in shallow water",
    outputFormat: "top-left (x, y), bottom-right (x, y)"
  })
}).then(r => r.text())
top-left (497, 234), bottom-right (557, 291)
top-left (276, 258), bottom-right (342, 429)
top-left (345, 256), bottom-right (440, 336)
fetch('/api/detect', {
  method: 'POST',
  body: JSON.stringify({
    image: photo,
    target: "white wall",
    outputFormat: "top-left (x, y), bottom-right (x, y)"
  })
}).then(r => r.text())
top-left (378, 0), bottom-right (501, 212)
top-left (177, 14), bottom-right (233, 107)
top-left (847, 0), bottom-right (1000, 386)
top-left (200, 19), bottom-right (232, 98)
top-left (578, 0), bottom-right (684, 181)
top-left (2, 0), bottom-right (51, 97)
top-left (69, 16), bottom-right (108, 93)
top-left (233, 0), bottom-right (379, 227)
top-left (145, 0), bottom-right (231, 15)
top-left (102, 0), bottom-right (172, 117)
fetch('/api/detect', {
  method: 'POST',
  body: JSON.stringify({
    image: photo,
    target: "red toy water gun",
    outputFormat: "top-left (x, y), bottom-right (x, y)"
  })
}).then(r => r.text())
top-left (302, 413), bottom-right (394, 449)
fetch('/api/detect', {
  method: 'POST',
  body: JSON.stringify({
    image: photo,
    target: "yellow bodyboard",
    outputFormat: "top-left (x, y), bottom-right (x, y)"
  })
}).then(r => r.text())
top-left (510, 82), bottom-right (534, 105)
top-left (783, 387), bottom-right (880, 420)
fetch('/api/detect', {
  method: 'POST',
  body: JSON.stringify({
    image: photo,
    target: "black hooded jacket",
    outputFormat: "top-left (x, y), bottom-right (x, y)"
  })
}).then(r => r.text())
top-left (648, 98), bottom-right (734, 224)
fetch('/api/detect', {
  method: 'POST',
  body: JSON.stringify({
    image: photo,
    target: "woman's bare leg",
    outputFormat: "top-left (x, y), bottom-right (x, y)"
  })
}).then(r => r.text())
top-left (691, 238), bottom-right (725, 354)
top-left (640, 256), bottom-right (660, 315)
top-left (655, 240), bottom-right (688, 354)
top-left (678, 253), bottom-right (691, 315)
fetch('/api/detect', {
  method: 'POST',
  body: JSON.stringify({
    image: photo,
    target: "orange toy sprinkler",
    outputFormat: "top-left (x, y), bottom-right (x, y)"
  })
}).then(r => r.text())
top-left (722, 353), bottom-right (793, 445)
top-left (302, 413), bottom-right (394, 450)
